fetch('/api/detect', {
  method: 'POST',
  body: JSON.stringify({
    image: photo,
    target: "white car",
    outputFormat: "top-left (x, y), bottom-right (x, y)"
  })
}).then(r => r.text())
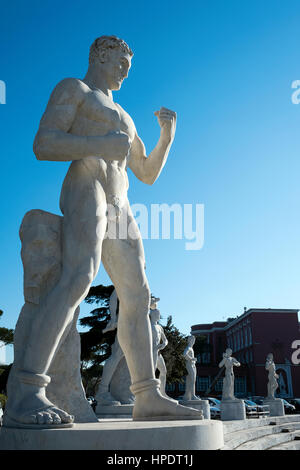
top-left (0, 405), bottom-right (3, 426)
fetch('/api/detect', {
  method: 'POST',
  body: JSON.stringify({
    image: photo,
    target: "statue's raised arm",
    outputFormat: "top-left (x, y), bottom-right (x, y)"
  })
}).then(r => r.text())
top-left (128, 107), bottom-right (177, 185)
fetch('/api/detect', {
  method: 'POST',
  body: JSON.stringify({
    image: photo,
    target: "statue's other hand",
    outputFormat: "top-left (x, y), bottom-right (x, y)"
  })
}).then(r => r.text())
top-left (154, 107), bottom-right (177, 141)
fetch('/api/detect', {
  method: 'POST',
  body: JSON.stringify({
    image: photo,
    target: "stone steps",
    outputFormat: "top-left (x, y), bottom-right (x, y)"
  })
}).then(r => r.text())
top-left (223, 414), bottom-right (300, 436)
top-left (236, 429), bottom-right (300, 450)
top-left (222, 414), bottom-right (300, 450)
top-left (269, 439), bottom-right (300, 450)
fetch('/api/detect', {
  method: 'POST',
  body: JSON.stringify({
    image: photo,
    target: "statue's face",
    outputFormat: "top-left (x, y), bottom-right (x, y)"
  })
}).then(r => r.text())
top-left (101, 48), bottom-right (132, 90)
top-left (188, 335), bottom-right (195, 346)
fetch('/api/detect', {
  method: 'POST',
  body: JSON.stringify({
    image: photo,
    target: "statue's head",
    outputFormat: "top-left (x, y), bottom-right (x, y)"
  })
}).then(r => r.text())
top-left (267, 353), bottom-right (273, 361)
top-left (89, 35), bottom-right (133, 90)
top-left (150, 294), bottom-right (160, 309)
top-left (225, 348), bottom-right (232, 357)
top-left (188, 335), bottom-right (196, 346)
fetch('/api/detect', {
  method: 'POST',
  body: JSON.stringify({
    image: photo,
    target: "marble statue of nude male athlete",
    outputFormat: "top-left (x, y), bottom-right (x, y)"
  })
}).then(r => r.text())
top-left (4, 36), bottom-right (202, 427)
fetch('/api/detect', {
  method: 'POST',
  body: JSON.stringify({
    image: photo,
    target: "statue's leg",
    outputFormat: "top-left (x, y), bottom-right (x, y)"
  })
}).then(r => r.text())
top-left (95, 338), bottom-right (124, 405)
top-left (183, 363), bottom-right (192, 401)
top-left (156, 354), bottom-right (168, 397)
top-left (4, 167), bottom-right (107, 428)
top-left (190, 365), bottom-right (199, 400)
top-left (101, 205), bottom-right (203, 420)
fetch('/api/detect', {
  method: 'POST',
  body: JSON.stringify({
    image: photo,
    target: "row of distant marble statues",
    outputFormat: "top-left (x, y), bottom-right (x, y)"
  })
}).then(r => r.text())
top-left (217, 348), bottom-right (285, 419)
top-left (95, 294), bottom-right (285, 421)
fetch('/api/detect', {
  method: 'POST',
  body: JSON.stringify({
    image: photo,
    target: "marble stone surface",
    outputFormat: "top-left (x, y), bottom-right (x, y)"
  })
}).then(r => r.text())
top-left (4, 210), bottom-right (97, 426)
top-left (149, 296), bottom-right (172, 399)
top-left (263, 398), bottom-right (285, 417)
top-left (95, 290), bottom-right (134, 409)
top-left (179, 399), bottom-right (211, 419)
top-left (265, 353), bottom-right (280, 399)
top-left (220, 400), bottom-right (246, 421)
top-left (0, 419), bottom-right (224, 450)
top-left (218, 348), bottom-right (241, 401)
top-left (109, 356), bottom-right (134, 404)
top-left (182, 335), bottom-right (200, 401)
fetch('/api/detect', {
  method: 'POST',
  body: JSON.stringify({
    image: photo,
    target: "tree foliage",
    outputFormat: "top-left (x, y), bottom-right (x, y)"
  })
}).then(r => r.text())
top-left (79, 285), bottom-right (116, 394)
top-left (160, 316), bottom-right (189, 384)
top-left (0, 310), bottom-right (14, 347)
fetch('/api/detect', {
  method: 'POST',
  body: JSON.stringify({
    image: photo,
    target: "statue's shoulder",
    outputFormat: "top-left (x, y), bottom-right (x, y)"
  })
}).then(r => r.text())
top-left (49, 78), bottom-right (89, 104)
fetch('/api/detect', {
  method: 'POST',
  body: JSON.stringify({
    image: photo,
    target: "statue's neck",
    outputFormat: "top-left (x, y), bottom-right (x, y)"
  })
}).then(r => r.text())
top-left (83, 66), bottom-right (113, 99)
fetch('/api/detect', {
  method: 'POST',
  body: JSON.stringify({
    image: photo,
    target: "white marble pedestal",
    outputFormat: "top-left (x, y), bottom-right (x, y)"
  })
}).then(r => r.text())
top-left (263, 398), bottom-right (285, 417)
top-left (179, 400), bottom-right (211, 419)
top-left (0, 419), bottom-right (224, 450)
top-left (220, 399), bottom-right (246, 421)
top-left (96, 404), bottom-right (134, 419)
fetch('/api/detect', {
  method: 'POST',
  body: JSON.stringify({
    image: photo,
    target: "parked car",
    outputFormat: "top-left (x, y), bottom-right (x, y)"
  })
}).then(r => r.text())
top-left (243, 400), bottom-right (257, 416)
top-left (281, 399), bottom-right (296, 414)
top-left (0, 405), bottom-right (3, 426)
top-left (250, 396), bottom-right (296, 414)
top-left (248, 397), bottom-right (266, 406)
top-left (209, 405), bottom-right (221, 419)
top-left (287, 398), bottom-right (300, 412)
top-left (205, 397), bottom-right (221, 419)
top-left (207, 397), bottom-right (221, 407)
top-left (243, 399), bottom-right (269, 417)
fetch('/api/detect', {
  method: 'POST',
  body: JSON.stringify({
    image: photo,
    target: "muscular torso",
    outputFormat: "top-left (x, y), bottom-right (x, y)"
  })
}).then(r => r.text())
top-left (62, 81), bottom-right (136, 211)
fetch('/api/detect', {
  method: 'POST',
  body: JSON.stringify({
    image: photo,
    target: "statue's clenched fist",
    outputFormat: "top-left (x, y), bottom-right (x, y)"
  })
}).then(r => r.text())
top-left (154, 107), bottom-right (177, 143)
top-left (103, 130), bottom-right (131, 160)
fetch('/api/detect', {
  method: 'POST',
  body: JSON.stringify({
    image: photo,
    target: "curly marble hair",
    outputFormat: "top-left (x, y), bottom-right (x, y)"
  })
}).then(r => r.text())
top-left (89, 35), bottom-right (133, 64)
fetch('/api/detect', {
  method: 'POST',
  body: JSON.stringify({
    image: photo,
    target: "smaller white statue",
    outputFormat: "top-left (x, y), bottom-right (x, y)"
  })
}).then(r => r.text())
top-left (149, 295), bottom-right (170, 399)
top-left (218, 348), bottom-right (240, 401)
top-left (182, 335), bottom-right (200, 401)
top-left (95, 290), bottom-right (126, 405)
top-left (265, 353), bottom-right (279, 399)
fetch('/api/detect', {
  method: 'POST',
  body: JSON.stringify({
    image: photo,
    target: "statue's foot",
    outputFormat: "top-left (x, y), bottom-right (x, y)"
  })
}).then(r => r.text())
top-left (96, 391), bottom-right (121, 406)
top-left (3, 375), bottom-right (74, 429)
top-left (4, 406), bottom-right (74, 429)
top-left (190, 395), bottom-right (201, 401)
top-left (131, 379), bottom-right (203, 421)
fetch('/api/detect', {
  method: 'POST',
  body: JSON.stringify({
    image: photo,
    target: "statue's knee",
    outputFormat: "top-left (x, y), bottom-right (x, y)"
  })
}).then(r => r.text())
top-left (120, 285), bottom-right (150, 316)
top-left (69, 271), bottom-right (94, 301)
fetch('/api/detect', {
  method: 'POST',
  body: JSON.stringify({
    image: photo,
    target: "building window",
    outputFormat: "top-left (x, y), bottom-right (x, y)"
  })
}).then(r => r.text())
top-left (166, 383), bottom-right (175, 392)
top-left (215, 378), bottom-right (223, 392)
top-left (248, 327), bottom-right (252, 345)
top-left (202, 352), bottom-right (211, 364)
top-left (245, 328), bottom-right (248, 347)
top-left (245, 350), bottom-right (249, 363)
top-left (235, 377), bottom-right (246, 395)
top-left (241, 330), bottom-right (244, 349)
top-left (178, 378), bottom-right (186, 392)
top-left (196, 376), bottom-right (209, 392)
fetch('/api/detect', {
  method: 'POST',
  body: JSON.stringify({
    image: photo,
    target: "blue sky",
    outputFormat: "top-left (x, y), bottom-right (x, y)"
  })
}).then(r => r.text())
top-left (1, 0), bottom-right (300, 363)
